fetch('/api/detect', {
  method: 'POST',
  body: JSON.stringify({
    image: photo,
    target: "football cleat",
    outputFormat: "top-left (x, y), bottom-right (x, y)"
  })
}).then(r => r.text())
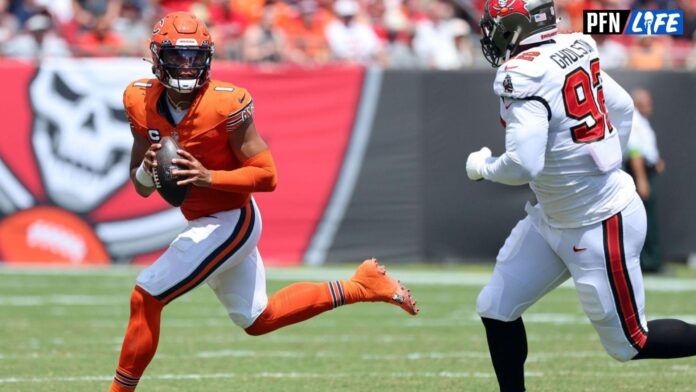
top-left (350, 258), bottom-right (419, 315)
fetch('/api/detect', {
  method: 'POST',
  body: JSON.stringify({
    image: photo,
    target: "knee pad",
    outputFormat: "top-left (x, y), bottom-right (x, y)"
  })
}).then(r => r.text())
top-left (592, 322), bottom-right (640, 362)
top-left (476, 284), bottom-right (520, 322)
top-left (225, 295), bottom-right (259, 328)
top-left (230, 307), bottom-right (258, 330)
top-left (476, 285), bottom-right (496, 318)
top-left (213, 289), bottom-right (267, 329)
top-left (603, 340), bottom-right (638, 362)
top-left (574, 280), bottom-right (640, 362)
top-left (575, 281), bottom-right (614, 323)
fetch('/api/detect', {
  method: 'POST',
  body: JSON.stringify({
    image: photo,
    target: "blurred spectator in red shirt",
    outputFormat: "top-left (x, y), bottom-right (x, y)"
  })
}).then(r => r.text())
top-left (365, 0), bottom-right (388, 40)
top-left (325, 0), bottom-right (383, 63)
top-left (3, 12), bottom-right (71, 58)
top-left (206, 0), bottom-right (246, 60)
top-left (73, 17), bottom-right (125, 56)
top-left (154, 0), bottom-right (196, 14)
top-left (282, 0), bottom-right (332, 65)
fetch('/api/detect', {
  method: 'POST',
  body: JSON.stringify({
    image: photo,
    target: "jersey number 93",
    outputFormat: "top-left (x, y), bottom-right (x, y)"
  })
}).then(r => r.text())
top-left (562, 59), bottom-right (613, 144)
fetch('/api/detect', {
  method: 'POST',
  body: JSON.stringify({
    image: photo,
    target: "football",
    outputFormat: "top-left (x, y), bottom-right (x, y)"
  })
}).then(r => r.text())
top-left (152, 136), bottom-right (189, 207)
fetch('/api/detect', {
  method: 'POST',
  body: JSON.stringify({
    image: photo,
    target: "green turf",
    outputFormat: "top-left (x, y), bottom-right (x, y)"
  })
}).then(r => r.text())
top-left (1, 264), bottom-right (696, 391)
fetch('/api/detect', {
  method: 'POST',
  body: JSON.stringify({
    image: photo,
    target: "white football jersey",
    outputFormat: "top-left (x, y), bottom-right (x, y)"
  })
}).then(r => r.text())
top-left (494, 33), bottom-right (636, 228)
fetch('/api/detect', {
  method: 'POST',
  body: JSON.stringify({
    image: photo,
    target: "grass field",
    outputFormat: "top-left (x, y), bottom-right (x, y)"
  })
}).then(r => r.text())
top-left (1, 264), bottom-right (696, 391)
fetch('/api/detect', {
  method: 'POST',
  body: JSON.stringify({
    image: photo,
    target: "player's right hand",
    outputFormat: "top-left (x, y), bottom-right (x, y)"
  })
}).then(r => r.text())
top-left (142, 143), bottom-right (162, 173)
top-left (466, 147), bottom-right (492, 181)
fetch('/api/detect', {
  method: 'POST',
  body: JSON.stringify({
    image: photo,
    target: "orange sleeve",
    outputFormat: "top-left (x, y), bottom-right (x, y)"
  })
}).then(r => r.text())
top-left (127, 116), bottom-right (148, 139)
top-left (209, 150), bottom-right (277, 193)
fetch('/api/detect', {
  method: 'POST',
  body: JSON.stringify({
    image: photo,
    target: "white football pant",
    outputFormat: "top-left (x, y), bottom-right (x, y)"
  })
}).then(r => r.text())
top-left (136, 198), bottom-right (268, 328)
top-left (477, 194), bottom-right (648, 361)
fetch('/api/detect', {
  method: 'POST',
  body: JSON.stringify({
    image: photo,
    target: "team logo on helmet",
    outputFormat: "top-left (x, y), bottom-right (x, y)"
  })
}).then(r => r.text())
top-left (152, 18), bottom-right (164, 34)
top-left (489, 0), bottom-right (530, 19)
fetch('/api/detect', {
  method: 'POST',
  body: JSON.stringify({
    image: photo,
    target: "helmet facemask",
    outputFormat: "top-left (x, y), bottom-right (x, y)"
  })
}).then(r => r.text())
top-left (153, 45), bottom-right (213, 93)
top-left (480, 16), bottom-right (522, 68)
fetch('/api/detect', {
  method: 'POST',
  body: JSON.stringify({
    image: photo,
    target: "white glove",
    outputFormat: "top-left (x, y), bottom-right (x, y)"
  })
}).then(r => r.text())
top-left (466, 147), bottom-right (492, 181)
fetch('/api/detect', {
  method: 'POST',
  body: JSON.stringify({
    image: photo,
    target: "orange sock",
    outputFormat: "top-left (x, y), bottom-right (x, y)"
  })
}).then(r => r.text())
top-left (245, 280), bottom-right (365, 336)
top-left (108, 286), bottom-right (164, 391)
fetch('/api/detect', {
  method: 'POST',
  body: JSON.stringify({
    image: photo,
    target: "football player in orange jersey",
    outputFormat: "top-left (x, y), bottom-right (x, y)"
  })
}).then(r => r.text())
top-left (108, 12), bottom-right (418, 391)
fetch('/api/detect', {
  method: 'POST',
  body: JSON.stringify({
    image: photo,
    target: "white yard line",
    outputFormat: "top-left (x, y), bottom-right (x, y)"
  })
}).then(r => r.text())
top-left (0, 294), bottom-right (122, 306)
top-left (0, 346), bottom-right (691, 384)
top-left (0, 369), bottom-right (690, 384)
top-left (2, 266), bottom-right (696, 292)
top-left (0, 371), bottom-right (544, 384)
top-left (196, 349), bottom-right (313, 359)
top-left (195, 350), bottom-right (490, 361)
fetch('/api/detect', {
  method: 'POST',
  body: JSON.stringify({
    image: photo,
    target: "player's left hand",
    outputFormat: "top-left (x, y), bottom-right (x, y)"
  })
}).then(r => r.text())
top-left (466, 147), bottom-right (492, 181)
top-left (171, 150), bottom-right (212, 187)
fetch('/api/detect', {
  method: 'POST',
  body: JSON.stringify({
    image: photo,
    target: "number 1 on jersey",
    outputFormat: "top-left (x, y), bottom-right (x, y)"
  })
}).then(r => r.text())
top-left (562, 59), bottom-right (613, 143)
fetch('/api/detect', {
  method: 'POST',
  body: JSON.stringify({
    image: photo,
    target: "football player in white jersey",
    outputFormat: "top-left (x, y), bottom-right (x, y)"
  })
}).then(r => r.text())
top-left (466, 0), bottom-right (696, 390)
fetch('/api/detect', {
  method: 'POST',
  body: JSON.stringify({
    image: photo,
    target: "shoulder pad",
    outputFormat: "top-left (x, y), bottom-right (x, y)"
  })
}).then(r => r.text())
top-left (493, 57), bottom-right (545, 99)
top-left (559, 32), bottom-right (599, 54)
top-left (123, 78), bottom-right (156, 109)
top-left (123, 78), bottom-right (158, 128)
top-left (577, 33), bottom-right (599, 53)
top-left (208, 80), bottom-right (252, 117)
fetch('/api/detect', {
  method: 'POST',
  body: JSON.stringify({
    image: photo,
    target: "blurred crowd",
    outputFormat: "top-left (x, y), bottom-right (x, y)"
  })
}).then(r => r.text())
top-left (1, 0), bottom-right (696, 69)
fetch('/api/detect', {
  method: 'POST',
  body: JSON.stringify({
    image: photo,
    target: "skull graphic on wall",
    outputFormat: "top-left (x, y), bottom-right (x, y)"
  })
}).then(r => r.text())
top-left (29, 59), bottom-right (150, 212)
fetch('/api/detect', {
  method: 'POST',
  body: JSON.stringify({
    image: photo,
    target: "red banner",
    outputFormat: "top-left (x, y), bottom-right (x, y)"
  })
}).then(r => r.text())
top-left (0, 59), bottom-right (363, 266)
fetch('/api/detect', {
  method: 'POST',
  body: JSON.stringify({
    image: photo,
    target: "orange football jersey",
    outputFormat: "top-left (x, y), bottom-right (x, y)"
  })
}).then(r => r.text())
top-left (124, 78), bottom-right (255, 220)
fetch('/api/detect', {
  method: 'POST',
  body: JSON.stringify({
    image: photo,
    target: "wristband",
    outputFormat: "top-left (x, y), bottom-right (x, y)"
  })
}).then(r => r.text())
top-left (135, 160), bottom-right (154, 187)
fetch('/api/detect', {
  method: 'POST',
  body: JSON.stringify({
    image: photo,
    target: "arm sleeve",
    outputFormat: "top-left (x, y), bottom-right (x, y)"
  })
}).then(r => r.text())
top-left (601, 71), bottom-right (634, 152)
top-left (210, 150), bottom-right (278, 193)
top-left (481, 99), bottom-right (549, 186)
